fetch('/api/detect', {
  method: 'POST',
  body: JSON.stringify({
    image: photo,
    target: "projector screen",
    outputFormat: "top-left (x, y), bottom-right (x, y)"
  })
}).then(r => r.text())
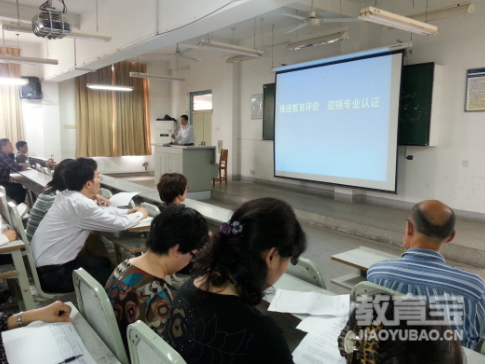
top-left (274, 52), bottom-right (403, 192)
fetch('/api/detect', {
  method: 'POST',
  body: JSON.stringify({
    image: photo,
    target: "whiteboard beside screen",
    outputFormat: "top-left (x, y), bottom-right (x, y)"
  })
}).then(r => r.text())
top-left (274, 52), bottom-right (403, 192)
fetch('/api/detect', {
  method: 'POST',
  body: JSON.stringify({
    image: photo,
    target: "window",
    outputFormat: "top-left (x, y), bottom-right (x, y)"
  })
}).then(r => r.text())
top-left (191, 91), bottom-right (212, 111)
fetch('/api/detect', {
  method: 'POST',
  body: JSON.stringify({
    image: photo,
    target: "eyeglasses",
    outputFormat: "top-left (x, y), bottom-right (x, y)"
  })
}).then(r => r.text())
top-left (92, 174), bottom-right (103, 182)
top-left (185, 186), bottom-right (189, 191)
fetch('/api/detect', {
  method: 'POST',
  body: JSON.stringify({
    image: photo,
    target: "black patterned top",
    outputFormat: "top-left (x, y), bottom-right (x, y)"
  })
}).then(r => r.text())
top-left (163, 279), bottom-right (294, 364)
top-left (105, 260), bottom-right (176, 348)
top-left (0, 314), bottom-right (12, 364)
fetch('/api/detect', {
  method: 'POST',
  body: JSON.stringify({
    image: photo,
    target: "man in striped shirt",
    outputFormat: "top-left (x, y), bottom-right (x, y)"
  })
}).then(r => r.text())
top-left (367, 200), bottom-right (485, 350)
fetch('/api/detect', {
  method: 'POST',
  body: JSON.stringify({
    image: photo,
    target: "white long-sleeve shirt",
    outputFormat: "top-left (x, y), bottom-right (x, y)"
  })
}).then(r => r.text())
top-left (31, 190), bottom-right (143, 267)
top-left (174, 124), bottom-right (195, 145)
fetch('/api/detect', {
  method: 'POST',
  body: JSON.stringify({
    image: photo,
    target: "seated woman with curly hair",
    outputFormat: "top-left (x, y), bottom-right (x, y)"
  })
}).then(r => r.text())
top-left (163, 197), bottom-right (307, 364)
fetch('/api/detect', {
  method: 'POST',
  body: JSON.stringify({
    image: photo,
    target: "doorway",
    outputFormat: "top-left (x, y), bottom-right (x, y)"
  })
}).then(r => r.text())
top-left (190, 90), bottom-right (212, 146)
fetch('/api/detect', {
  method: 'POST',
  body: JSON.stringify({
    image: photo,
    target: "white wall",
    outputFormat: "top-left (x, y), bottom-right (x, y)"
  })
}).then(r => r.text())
top-left (23, 61), bottom-right (171, 174)
top-left (171, 58), bottom-right (241, 177)
top-left (235, 5), bottom-right (485, 214)
top-left (21, 82), bottom-right (62, 159)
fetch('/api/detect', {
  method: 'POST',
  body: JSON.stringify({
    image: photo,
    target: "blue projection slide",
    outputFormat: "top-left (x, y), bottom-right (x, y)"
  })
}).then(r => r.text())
top-left (275, 55), bottom-right (394, 183)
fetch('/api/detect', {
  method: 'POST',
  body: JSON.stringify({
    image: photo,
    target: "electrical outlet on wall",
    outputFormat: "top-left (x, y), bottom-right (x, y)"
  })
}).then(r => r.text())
top-left (218, 140), bottom-right (223, 153)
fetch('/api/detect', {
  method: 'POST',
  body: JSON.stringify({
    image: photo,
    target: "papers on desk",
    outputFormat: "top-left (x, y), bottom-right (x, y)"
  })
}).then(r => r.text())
top-left (16, 203), bottom-right (28, 218)
top-left (268, 289), bottom-right (349, 316)
top-left (3, 321), bottom-right (96, 364)
top-left (293, 317), bottom-right (348, 364)
top-left (109, 192), bottom-right (139, 207)
top-left (130, 216), bottom-right (154, 230)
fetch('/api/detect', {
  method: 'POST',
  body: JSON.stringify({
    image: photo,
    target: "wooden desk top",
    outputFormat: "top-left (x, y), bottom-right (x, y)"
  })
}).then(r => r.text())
top-left (331, 246), bottom-right (399, 272)
top-left (0, 239), bottom-right (24, 253)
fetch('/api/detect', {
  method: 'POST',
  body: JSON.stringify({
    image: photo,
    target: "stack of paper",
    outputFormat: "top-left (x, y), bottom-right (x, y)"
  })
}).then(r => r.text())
top-left (267, 289), bottom-right (350, 364)
top-left (268, 289), bottom-right (349, 316)
top-left (109, 192), bottom-right (139, 207)
top-left (2, 321), bottom-right (97, 364)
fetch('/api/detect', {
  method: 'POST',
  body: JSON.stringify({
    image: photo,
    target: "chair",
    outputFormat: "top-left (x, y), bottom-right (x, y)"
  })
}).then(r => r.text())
top-left (0, 188), bottom-right (12, 226)
top-left (98, 188), bottom-right (113, 199)
top-left (35, 163), bottom-right (43, 172)
top-left (212, 149), bottom-right (228, 185)
top-left (127, 320), bottom-right (186, 364)
top-left (140, 202), bottom-right (161, 217)
top-left (350, 281), bottom-right (403, 304)
top-left (286, 256), bottom-right (326, 289)
top-left (7, 202), bottom-right (71, 301)
top-left (73, 268), bottom-right (129, 364)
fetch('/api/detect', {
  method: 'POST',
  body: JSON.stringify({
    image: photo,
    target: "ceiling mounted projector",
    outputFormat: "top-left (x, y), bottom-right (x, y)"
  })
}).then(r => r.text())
top-left (32, 0), bottom-right (71, 40)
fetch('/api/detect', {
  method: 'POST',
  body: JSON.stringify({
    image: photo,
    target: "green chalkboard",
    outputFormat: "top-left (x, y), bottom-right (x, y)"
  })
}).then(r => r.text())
top-left (262, 83), bottom-right (275, 140)
top-left (398, 63), bottom-right (435, 146)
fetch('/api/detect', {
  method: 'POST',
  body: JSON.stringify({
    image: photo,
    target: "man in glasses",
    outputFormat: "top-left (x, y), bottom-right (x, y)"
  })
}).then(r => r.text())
top-left (367, 200), bottom-right (485, 350)
top-left (31, 157), bottom-right (148, 293)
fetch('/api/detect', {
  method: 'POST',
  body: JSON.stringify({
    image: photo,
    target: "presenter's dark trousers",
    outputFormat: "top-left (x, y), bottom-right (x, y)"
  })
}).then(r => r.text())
top-left (37, 256), bottom-right (112, 293)
top-left (3, 183), bottom-right (26, 204)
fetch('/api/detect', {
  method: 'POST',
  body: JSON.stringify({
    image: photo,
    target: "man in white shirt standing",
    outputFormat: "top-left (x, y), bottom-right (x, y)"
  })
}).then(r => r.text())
top-left (171, 115), bottom-right (195, 146)
top-left (31, 158), bottom-right (148, 293)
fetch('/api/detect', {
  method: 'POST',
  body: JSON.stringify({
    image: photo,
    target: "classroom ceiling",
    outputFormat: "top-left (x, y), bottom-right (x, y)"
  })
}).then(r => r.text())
top-left (0, 0), bottom-right (87, 15)
top-left (131, 4), bottom-right (359, 63)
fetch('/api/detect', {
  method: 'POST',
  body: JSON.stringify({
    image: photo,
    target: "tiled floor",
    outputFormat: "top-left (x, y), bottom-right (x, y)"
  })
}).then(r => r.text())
top-left (118, 176), bottom-right (485, 290)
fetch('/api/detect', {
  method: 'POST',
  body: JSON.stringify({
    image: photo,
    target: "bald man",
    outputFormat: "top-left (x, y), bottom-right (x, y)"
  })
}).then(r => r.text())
top-left (367, 200), bottom-right (485, 350)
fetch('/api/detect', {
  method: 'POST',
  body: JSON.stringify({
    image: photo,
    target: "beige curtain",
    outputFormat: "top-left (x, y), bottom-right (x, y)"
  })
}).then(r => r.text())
top-left (114, 62), bottom-right (151, 156)
top-left (76, 63), bottom-right (151, 157)
top-left (0, 47), bottom-right (25, 142)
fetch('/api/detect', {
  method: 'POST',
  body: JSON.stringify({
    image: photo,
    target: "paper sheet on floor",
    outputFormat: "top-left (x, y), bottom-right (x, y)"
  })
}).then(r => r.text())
top-left (3, 321), bottom-right (97, 364)
top-left (268, 289), bottom-right (349, 316)
top-left (293, 316), bottom-right (348, 364)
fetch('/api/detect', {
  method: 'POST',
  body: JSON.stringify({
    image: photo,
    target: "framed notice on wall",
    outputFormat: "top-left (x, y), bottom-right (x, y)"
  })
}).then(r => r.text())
top-left (251, 94), bottom-right (263, 119)
top-left (465, 68), bottom-right (485, 111)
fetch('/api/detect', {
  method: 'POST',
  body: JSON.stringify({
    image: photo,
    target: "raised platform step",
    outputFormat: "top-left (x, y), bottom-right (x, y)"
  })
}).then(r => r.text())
top-left (211, 181), bottom-right (485, 269)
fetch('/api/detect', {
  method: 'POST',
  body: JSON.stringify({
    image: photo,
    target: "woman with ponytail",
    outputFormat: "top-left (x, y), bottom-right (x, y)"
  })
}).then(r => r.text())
top-left (163, 197), bottom-right (307, 364)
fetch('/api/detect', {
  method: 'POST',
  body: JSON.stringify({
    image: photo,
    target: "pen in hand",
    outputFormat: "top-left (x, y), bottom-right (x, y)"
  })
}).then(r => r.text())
top-left (56, 354), bottom-right (83, 364)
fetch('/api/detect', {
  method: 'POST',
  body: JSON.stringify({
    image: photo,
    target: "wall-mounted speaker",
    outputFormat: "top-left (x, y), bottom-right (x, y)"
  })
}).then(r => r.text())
top-left (20, 76), bottom-right (43, 99)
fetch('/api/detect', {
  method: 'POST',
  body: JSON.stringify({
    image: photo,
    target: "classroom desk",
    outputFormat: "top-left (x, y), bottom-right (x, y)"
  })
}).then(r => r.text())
top-left (331, 246), bottom-right (399, 289)
top-left (463, 347), bottom-right (485, 364)
top-left (263, 274), bottom-right (336, 321)
top-left (101, 175), bottom-right (232, 225)
top-left (0, 239), bottom-right (35, 311)
top-left (66, 302), bottom-right (121, 364)
top-left (10, 169), bottom-right (50, 195)
top-left (98, 232), bottom-right (147, 263)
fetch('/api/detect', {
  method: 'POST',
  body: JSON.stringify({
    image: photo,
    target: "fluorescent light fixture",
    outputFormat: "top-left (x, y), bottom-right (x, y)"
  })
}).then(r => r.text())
top-left (226, 55), bottom-right (254, 63)
top-left (2, 21), bottom-right (111, 42)
top-left (129, 72), bottom-right (184, 81)
top-left (0, 77), bottom-right (28, 85)
top-left (273, 42), bottom-right (412, 73)
top-left (0, 54), bottom-right (59, 65)
top-left (86, 84), bottom-right (133, 91)
top-left (359, 7), bottom-right (438, 35)
top-left (410, 2), bottom-right (474, 22)
top-left (198, 39), bottom-right (264, 57)
top-left (287, 31), bottom-right (349, 50)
